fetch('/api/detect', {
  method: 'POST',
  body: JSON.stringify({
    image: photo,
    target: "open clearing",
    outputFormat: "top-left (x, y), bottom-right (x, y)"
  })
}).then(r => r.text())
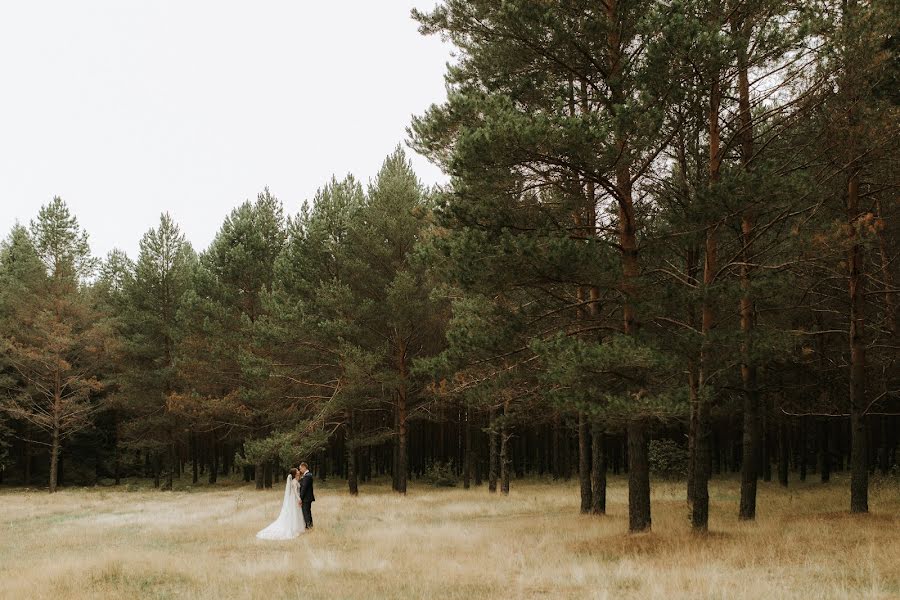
top-left (1, 475), bottom-right (898, 599)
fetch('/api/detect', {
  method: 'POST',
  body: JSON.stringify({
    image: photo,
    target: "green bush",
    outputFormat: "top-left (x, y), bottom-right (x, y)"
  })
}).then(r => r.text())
top-left (648, 439), bottom-right (689, 480)
top-left (422, 461), bottom-right (458, 487)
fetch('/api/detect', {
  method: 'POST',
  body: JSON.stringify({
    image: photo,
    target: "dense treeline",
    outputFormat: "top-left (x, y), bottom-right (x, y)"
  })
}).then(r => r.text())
top-left (1, 0), bottom-right (897, 534)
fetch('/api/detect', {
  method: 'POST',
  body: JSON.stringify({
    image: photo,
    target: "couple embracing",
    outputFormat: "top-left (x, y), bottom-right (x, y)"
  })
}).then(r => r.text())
top-left (256, 462), bottom-right (315, 540)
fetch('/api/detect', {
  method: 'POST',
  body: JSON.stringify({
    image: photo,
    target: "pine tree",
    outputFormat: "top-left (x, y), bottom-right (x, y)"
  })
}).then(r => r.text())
top-left (0, 199), bottom-right (107, 492)
top-left (116, 214), bottom-right (195, 489)
top-left (412, 0), bottom-right (679, 531)
top-left (178, 190), bottom-right (286, 489)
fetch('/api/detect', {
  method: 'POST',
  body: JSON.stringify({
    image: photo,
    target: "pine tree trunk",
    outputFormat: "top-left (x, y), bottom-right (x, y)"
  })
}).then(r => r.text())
top-left (392, 407), bottom-right (399, 491)
top-left (396, 395), bottom-right (408, 495)
top-left (49, 426), bottom-right (60, 494)
top-left (627, 420), bottom-right (651, 532)
top-left (692, 58), bottom-right (722, 533)
top-left (23, 436), bottom-right (32, 486)
top-left (500, 400), bottom-right (511, 495)
top-left (687, 363), bottom-right (699, 506)
top-left (164, 440), bottom-right (175, 491)
top-left (153, 452), bottom-right (161, 489)
top-left (488, 407), bottom-right (498, 493)
top-left (474, 417), bottom-right (483, 487)
top-left (799, 418), bottom-right (808, 482)
top-left (841, 0), bottom-right (868, 515)
top-left (348, 445), bottom-right (358, 496)
top-left (551, 416), bottom-right (561, 480)
top-left (736, 21), bottom-right (761, 523)
top-left (208, 435), bottom-right (218, 485)
top-left (254, 461), bottom-right (264, 489)
top-left (464, 405), bottom-right (472, 489)
top-left (848, 171), bottom-right (868, 513)
top-left (591, 423), bottom-right (606, 515)
top-left (578, 412), bottom-right (592, 513)
top-left (778, 416), bottom-right (789, 487)
top-left (191, 431), bottom-right (199, 484)
top-left (263, 461), bottom-right (273, 488)
top-left (818, 419), bottom-right (831, 482)
top-left (762, 408), bottom-right (772, 482)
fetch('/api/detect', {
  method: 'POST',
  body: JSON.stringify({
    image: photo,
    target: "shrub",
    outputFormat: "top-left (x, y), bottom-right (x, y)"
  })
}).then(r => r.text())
top-left (648, 439), bottom-right (689, 480)
top-left (422, 461), bottom-right (458, 487)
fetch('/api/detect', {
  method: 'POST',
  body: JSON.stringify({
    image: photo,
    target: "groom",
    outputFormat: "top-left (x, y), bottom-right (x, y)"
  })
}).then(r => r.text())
top-left (297, 462), bottom-right (315, 529)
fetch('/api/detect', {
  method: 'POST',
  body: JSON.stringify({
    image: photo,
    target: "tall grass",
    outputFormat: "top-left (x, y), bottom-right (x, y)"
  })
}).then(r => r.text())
top-left (2, 474), bottom-right (897, 599)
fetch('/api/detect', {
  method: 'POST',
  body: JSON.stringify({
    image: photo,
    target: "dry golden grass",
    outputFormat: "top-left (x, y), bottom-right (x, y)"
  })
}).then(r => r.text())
top-left (1, 474), bottom-right (898, 600)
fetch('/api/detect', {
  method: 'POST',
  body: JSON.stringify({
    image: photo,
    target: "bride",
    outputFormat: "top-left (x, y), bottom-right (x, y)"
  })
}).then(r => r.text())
top-left (256, 468), bottom-right (305, 540)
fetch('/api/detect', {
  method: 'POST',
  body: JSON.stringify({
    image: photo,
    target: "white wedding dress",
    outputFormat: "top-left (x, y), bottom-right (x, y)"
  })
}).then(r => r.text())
top-left (256, 475), bottom-right (304, 540)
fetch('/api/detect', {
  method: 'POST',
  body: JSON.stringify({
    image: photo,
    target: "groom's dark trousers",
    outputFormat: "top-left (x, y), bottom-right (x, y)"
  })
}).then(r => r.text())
top-left (299, 472), bottom-right (315, 528)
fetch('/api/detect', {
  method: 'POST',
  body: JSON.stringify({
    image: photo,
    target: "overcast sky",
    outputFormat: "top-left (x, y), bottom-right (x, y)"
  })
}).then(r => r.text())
top-left (0, 1), bottom-right (451, 259)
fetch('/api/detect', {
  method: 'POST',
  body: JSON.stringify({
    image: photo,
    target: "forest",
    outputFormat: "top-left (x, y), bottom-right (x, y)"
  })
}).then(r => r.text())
top-left (1, 0), bottom-right (898, 539)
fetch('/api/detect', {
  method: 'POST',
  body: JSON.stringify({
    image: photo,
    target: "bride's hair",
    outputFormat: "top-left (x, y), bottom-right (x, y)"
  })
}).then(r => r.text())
top-left (289, 468), bottom-right (299, 479)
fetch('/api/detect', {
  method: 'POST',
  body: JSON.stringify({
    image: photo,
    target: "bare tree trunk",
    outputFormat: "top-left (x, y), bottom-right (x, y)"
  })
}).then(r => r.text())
top-left (591, 423), bottom-right (606, 515)
top-left (736, 33), bottom-right (760, 521)
top-left (208, 434), bottom-right (218, 485)
top-left (693, 68), bottom-right (721, 533)
top-left (23, 434), bottom-right (32, 486)
top-left (347, 446), bottom-right (358, 496)
top-left (687, 362), bottom-right (699, 506)
top-left (263, 461), bottom-right (272, 489)
top-left (845, 114), bottom-right (868, 511)
top-left (778, 415), bottom-right (789, 487)
top-left (500, 399), bottom-right (511, 495)
top-left (551, 416), bottom-right (561, 480)
top-left (191, 430), bottom-right (199, 484)
top-left (464, 405), bottom-right (472, 489)
top-left (164, 438), bottom-right (175, 491)
top-left (843, 0), bottom-right (869, 516)
top-left (488, 406), bottom-right (498, 493)
top-left (49, 426), bottom-right (60, 494)
top-left (396, 400), bottom-right (408, 494)
top-left (578, 412), bottom-right (592, 513)
top-left (848, 166), bottom-right (868, 513)
top-left (627, 420), bottom-right (651, 532)
top-left (153, 452), bottom-right (161, 489)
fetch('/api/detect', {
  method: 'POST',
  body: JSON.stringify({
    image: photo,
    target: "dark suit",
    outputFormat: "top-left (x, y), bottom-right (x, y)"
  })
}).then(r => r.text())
top-left (299, 471), bottom-right (315, 528)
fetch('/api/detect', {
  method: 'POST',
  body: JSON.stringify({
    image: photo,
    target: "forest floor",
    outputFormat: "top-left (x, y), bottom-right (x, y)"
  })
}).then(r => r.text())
top-left (1, 474), bottom-right (898, 600)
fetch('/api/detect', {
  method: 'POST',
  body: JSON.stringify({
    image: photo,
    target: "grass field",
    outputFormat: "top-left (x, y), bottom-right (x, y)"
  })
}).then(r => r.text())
top-left (1, 474), bottom-right (898, 599)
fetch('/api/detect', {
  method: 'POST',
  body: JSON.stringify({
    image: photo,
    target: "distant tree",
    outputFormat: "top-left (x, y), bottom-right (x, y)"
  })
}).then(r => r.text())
top-left (0, 199), bottom-right (107, 492)
top-left (116, 214), bottom-right (195, 489)
top-left (178, 190), bottom-right (286, 488)
top-left (343, 148), bottom-right (447, 494)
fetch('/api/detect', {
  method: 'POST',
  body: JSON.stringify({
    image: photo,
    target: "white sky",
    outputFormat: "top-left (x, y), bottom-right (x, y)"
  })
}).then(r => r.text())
top-left (0, 1), bottom-right (451, 259)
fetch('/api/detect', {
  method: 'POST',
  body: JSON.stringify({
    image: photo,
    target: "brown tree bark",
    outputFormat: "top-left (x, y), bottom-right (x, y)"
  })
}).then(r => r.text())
top-left (627, 420), bottom-right (651, 532)
top-left (500, 400), bottom-right (511, 496)
top-left (208, 434), bottom-right (218, 485)
top-left (395, 340), bottom-right (409, 495)
top-left (463, 405), bottom-right (472, 489)
top-left (348, 445), bottom-right (358, 496)
top-left (778, 415), bottom-right (789, 487)
top-left (693, 72), bottom-right (721, 533)
top-left (847, 167), bottom-right (869, 513)
top-left (488, 406), bottom-right (498, 493)
top-left (591, 423), bottom-right (606, 515)
top-left (48, 425), bottom-right (60, 494)
top-left (578, 413), bottom-right (592, 513)
top-left (736, 32), bottom-right (761, 521)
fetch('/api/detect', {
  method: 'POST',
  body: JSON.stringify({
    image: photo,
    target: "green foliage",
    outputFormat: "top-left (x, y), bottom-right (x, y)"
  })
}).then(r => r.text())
top-left (648, 439), bottom-right (690, 480)
top-left (423, 460), bottom-right (458, 487)
top-left (0, 198), bottom-right (110, 490)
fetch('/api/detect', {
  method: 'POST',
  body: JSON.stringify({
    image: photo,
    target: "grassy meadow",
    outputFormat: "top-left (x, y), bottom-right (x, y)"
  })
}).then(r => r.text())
top-left (1, 474), bottom-right (898, 600)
